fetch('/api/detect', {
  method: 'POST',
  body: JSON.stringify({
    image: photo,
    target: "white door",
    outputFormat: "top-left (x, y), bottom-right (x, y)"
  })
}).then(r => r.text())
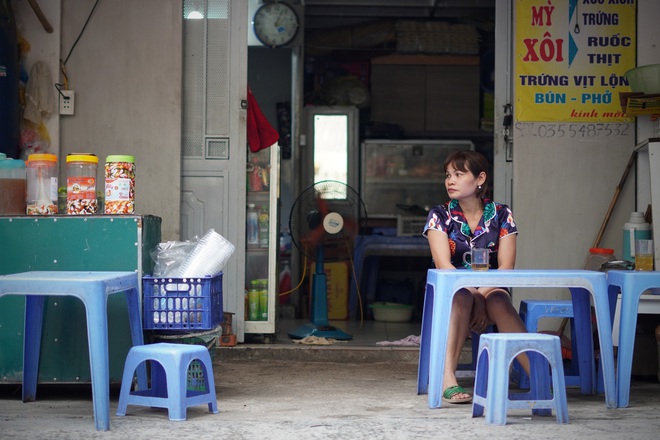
top-left (181, 0), bottom-right (248, 340)
top-left (493, 0), bottom-right (514, 206)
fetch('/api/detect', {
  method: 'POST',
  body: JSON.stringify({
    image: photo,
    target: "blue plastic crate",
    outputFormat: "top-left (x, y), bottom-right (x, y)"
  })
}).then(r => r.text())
top-left (142, 274), bottom-right (223, 331)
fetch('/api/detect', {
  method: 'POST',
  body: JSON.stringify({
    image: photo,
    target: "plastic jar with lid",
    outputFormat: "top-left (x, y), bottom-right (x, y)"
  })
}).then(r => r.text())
top-left (623, 212), bottom-right (652, 262)
top-left (104, 155), bottom-right (135, 214)
top-left (584, 248), bottom-right (616, 272)
top-left (66, 154), bottom-right (98, 215)
top-left (0, 153), bottom-right (26, 215)
top-left (26, 153), bottom-right (58, 215)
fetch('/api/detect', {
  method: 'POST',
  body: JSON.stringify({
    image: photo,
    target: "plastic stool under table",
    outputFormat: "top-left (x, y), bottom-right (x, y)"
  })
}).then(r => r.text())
top-left (117, 342), bottom-right (219, 421)
top-left (472, 333), bottom-right (569, 425)
top-left (513, 299), bottom-right (587, 389)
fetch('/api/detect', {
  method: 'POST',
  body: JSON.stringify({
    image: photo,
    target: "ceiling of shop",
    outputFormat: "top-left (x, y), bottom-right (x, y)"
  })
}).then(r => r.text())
top-left (303, 0), bottom-right (496, 29)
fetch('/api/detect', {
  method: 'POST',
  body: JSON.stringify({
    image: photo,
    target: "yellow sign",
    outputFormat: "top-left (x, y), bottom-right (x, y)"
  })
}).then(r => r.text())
top-left (515, 0), bottom-right (636, 122)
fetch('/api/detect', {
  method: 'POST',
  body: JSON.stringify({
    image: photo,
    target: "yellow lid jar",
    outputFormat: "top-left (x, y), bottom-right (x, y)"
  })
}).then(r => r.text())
top-left (66, 153), bottom-right (98, 215)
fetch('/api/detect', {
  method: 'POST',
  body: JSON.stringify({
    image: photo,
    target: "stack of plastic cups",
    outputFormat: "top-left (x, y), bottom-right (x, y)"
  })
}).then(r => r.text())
top-left (176, 229), bottom-right (235, 277)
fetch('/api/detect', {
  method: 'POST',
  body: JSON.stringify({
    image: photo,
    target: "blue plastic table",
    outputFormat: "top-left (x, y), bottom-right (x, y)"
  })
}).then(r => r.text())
top-left (417, 269), bottom-right (617, 409)
top-left (0, 271), bottom-right (147, 431)
top-left (349, 235), bottom-right (430, 319)
top-left (606, 270), bottom-right (660, 408)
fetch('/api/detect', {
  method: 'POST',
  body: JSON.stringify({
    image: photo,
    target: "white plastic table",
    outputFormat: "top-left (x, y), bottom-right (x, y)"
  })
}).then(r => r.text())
top-left (417, 269), bottom-right (617, 409)
top-left (0, 271), bottom-right (147, 431)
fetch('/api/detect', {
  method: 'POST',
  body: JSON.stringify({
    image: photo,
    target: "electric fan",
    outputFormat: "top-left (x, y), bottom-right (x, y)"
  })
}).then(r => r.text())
top-left (288, 180), bottom-right (367, 340)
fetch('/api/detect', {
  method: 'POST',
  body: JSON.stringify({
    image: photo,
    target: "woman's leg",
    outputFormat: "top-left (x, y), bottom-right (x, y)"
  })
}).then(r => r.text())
top-left (484, 289), bottom-right (530, 374)
top-left (443, 288), bottom-right (473, 399)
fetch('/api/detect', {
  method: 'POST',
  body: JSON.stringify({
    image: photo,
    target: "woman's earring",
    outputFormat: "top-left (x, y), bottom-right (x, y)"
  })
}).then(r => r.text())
top-left (478, 185), bottom-right (482, 190)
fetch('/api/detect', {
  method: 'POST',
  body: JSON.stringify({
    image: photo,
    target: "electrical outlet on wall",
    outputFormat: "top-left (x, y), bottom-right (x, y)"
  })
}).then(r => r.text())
top-left (59, 90), bottom-right (75, 115)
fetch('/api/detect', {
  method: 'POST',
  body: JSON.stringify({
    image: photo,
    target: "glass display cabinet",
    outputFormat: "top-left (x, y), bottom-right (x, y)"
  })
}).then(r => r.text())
top-left (360, 139), bottom-right (475, 219)
top-left (244, 145), bottom-right (280, 336)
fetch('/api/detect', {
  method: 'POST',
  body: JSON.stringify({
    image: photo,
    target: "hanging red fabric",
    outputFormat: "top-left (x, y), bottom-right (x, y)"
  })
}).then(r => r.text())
top-left (247, 87), bottom-right (279, 153)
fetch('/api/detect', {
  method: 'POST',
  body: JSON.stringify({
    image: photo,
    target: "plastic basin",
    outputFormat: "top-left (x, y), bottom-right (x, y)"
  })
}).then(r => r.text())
top-left (625, 64), bottom-right (660, 94)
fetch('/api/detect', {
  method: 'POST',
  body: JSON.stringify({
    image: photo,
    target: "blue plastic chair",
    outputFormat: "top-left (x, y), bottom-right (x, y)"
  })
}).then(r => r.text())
top-left (472, 333), bottom-right (569, 425)
top-left (513, 299), bottom-right (586, 388)
top-left (116, 342), bottom-right (219, 421)
top-left (0, 271), bottom-right (145, 431)
top-left (606, 270), bottom-right (660, 408)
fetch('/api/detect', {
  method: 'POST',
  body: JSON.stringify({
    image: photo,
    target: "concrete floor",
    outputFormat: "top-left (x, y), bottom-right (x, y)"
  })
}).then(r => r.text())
top-left (1, 319), bottom-right (660, 439)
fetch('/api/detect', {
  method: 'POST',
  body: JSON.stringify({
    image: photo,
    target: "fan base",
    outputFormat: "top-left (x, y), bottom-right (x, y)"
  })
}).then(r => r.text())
top-left (288, 323), bottom-right (353, 340)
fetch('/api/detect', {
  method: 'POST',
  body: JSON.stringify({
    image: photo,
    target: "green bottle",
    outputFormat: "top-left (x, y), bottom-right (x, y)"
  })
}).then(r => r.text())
top-left (248, 280), bottom-right (260, 321)
top-left (258, 205), bottom-right (269, 248)
top-left (259, 279), bottom-right (268, 321)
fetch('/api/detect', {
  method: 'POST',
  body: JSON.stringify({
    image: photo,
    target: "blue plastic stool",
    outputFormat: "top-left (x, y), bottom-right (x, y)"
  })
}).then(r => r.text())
top-left (472, 333), bottom-right (569, 425)
top-left (116, 342), bottom-right (219, 421)
top-left (513, 300), bottom-right (585, 388)
top-left (0, 271), bottom-right (145, 431)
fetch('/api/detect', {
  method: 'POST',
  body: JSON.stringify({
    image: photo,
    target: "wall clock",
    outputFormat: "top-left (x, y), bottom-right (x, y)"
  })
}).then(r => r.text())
top-left (252, 2), bottom-right (300, 48)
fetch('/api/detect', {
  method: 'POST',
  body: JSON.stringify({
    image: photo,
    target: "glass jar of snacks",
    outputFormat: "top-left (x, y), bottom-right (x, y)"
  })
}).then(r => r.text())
top-left (66, 153), bottom-right (98, 215)
top-left (26, 153), bottom-right (58, 215)
top-left (104, 155), bottom-right (135, 214)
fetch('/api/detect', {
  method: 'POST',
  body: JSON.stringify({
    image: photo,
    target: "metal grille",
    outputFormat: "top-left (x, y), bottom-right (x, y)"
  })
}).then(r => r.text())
top-left (206, 137), bottom-right (230, 159)
top-left (205, 5), bottom-right (231, 136)
top-left (397, 216), bottom-right (427, 237)
top-left (182, 0), bottom-right (231, 158)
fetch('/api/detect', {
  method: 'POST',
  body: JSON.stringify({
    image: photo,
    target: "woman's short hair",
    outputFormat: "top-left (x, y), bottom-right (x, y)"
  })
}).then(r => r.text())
top-left (443, 150), bottom-right (489, 198)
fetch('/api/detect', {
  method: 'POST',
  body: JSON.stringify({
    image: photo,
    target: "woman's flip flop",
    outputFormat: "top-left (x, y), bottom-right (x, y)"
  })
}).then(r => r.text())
top-left (442, 385), bottom-right (473, 404)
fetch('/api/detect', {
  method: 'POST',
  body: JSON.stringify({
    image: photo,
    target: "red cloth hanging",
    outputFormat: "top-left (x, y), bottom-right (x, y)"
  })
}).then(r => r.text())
top-left (247, 87), bottom-right (279, 153)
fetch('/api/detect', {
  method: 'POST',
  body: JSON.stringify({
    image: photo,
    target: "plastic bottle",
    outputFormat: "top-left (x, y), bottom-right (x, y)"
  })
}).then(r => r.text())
top-left (259, 205), bottom-right (269, 248)
top-left (26, 153), bottom-right (58, 215)
top-left (66, 153), bottom-right (98, 214)
top-left (279, 261), bottom-right (292, 304)
top-left (259, 279), bottom-right (268, 321)
top-left (247, 280), bottom-right (260, 321)
top-left (584, 248), bottom-right (616, 272)
top-left (0, 153), bottom-right (26, 215)
top-left (57, 187), bottom-right (67, 213)
top-left (246, 203), bottom-right (259, 248)
top-left (623, 212), bottom-right (652, 262)
top-left (244, 289), bottom-right (249, 321)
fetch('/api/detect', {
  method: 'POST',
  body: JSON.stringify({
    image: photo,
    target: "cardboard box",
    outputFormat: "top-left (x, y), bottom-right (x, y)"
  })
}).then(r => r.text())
top-left (370, 55), bottom-right (480, 133)
top-left (425, 64), bottom-right (480, 131)
top-left (371, 64), bottom-right (427, 132)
